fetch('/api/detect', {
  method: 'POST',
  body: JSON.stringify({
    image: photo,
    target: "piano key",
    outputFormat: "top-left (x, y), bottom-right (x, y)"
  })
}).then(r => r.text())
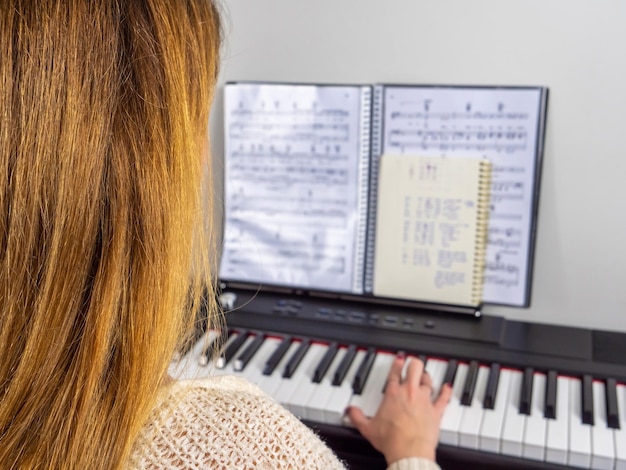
top-left (332, 344), bottom-right (357, 386)
top-left (262, 335), bottom-right (292, 376)
top-left (519, 367), bottom-right (533, 415)
top-left (482, 362), bottom-right (501, 410)
top-left (591, 380), bottom-right (615, 470)
top-left (235, 336), bottom-right (282, 386)
top-left (306, 346), bottom-right (352, 423)
top-left (439, 362), bottom-right (469, 446)
top-left (327, 348), bottom-right (367, 426)
top-left (424, 357), bottom-right (447, 398)
top-left (615, 384), bottom-right (626, 470)
top-left (234, 333), bottom-right (265, 371)
top-left (285, 343), bottom-right (329, 417)
top-left (461, 360), bottom-right (480, 406)
top-left (313, 342), bottom-right (339, 383)
top-left (606, 378), bottom-right (620, 429)
top-left (199, 329), bottom-right (224, 366)
top-left (216, 330), bottom-right (248, 369)
top-left (256, 340), bottom-right (301, 397)
top-left (458, 364), bottom-right (489, 449)
top-left (169, 330), bottom-right (220, 380)
top-left (348, 352), bottom-right (395, 419)
top-left (582, 374), bottom-right (594, 425)
top-left (283, 339), bottom-right (311, 378)
top-left (442, 359), bottom-right (458, 386)
top-left (545, 376), bottom-right (570, 465)
top-left (479, 368), bottom-right (512, 453)
top-left (544, 370), bottom-right (558, 419)
top-left (568, 376), bottom-right (592, 468)
top-left (500, 369), bottom-right (526, 457)
top-left (352, 347), bottom-right (377, 395)
top-left (522, 372), bottom-right (547, 461)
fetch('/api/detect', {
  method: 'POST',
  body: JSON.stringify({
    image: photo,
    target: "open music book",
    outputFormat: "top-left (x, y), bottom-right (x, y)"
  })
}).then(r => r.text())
top-left (219, 82), bottom-right (548, 308)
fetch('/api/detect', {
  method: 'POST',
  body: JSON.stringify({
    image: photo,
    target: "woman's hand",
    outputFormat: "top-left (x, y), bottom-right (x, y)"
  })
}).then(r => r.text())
top-left (346, 355), bottom-right (452, 465)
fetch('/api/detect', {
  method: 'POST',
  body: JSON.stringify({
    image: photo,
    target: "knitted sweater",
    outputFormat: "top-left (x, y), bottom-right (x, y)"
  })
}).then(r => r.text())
top-left (128, 375), bottom-right (440, 470)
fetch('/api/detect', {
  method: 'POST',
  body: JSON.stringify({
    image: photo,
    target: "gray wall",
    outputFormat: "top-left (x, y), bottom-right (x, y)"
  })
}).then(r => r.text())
top-left (210, 0), bottom-right (626, 332)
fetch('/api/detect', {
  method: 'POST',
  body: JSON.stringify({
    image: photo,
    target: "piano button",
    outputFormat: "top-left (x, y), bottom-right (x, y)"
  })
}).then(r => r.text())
top-left (582, 374), bottom-right (595, 425)
top-left (606, 378), bottom-right (620, 429)
top-left (615, 384), bottom-right (626, 470)
top-left (257, 340), bottom-right (301, 397)
top-left (348, 352), bottom-right (395, 419)
top-left (591, 380), bottom-right (616, 469)
top-left (482, 362), bottom-right (501, 410)
top-left (439, 362), bottom-right (469, 446)
top-left (216, 330), bottom-right (248, 369)
top-left (519, 367), bottom-right (534, 415)
top-left (233, 333), bottom-right (265, 371)
top-left (500, 369), bottom-right (526, 457)
top-left (545, 376), bottom-right (570, 465)
top-left (522, 372), bottom-right (547, 461)
top-left (283, 338), bottom-right (311, 379)
top-left (479, 368), bottom-right (512, 453)
top-left (568, 376), bottom-right (592, 468)
top-left (262, 336), bottom-right (292, 376)
top-left (442, 359), bottom-right (458, 386)
top-left (306, 346), bottom-right (352, 423)
top-left (424, 358), bottom-right (447, 398)
top-left (327, 349), bottom-right (366, 426)
top-left (332, 344), bottom-right (357, 386)
top-left (544, 370), bottom-right (558, 419)
top-left (313, 342), bottom-right (339, 383)
top-left (352, 347), bottom-right (377, 395)
top-left (461, 360), bottom-right (480, 406)
top-left (458, 364), bottom-right (489, 449)
top-left (285, 343), bottom-right (329, 418)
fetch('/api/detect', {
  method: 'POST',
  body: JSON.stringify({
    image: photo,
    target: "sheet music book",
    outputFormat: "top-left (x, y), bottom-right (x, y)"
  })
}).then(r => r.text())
top-left (220, 82), bottom-right (548, 309)
top-left (373, 155), bottom-right (491, 307)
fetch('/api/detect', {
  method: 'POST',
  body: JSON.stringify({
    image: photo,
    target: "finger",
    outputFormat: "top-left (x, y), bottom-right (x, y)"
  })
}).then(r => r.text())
top-left (420, 369), bottom-right (433, 390)
top-left (404, 356), bottom-right (425, 388)
top-left (386, 355), bottom-right (405, 387)
top-left (345, 406), bottom-right (371, 438)
top-left (433, 383), bottom-right (454, 416)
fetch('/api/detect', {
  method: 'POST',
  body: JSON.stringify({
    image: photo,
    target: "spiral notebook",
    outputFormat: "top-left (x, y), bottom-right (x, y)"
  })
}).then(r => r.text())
top-left (372, 155), bottom-right (491, 307)
top-left (219, 81), bottom-right (548, 309)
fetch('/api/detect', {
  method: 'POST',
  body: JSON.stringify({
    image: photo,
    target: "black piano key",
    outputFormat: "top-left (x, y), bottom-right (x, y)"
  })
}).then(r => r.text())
top-left (544, 370), bottom-right (558, 419)
top-left (283, 339), bottom-right (311, 379)
top-left (332, 344), bottom-right (357, 386)
top-left (606, 378), bottom-right (620, 429)
top-left (519, 367), bottom-right (534, 415)
top-left (233, 333), bottom-right (265, 371)
top-left (482, 363), bottom-right (501, 410)
top-left (418, 354), bottom-right (427, 365)
top-left (313, 342), bottom-right (339, 383)
top-left (217, 330), bottom-right (248, 368)
top-left (442, 359), bottom-right (458, 386)
top-left (461, 360), bottom-right (480, 406)
top-left (262, 336), bottom-right (292, 376)
top-left (352, 348), bottom-right (377, 395)
top-left (581, 374), bottom-right (594, 425)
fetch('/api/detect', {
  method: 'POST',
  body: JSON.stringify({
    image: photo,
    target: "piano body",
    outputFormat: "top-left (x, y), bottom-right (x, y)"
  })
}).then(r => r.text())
top-left (171, 287), bottom-right (626, 470)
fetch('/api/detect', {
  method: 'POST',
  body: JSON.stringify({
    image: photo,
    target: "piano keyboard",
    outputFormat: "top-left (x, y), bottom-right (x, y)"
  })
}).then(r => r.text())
top-left (171, 329), bottom-right (626, 470)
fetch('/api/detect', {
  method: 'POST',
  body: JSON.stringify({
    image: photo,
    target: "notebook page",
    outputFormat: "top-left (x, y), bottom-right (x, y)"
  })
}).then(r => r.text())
top-left (373, 155), bottom-right (489, 306)
top-left (219, 83), bottom-right (369, 293)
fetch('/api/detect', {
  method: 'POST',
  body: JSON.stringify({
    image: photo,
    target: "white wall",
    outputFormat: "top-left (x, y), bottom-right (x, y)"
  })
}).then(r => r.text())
top-left (211, 0), bottom-right (626, 332)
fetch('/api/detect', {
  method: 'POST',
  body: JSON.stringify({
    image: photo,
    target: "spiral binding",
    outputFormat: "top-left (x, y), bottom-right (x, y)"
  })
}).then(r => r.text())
top-left (471, 159), bottom-right (492, 305)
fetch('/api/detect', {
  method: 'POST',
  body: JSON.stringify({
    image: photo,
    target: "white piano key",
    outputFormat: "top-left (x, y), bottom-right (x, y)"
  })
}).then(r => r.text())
top-left (424, 358), bottom-right (447, 399)
top-left (568, 377), bottom-right (592, 468)
top-left (304, 346), bottom-right (348, 423)
top-left (285, 343), bottom-right (329, 418)
top-left (235, 336), bottom-right (282, 386)
top-left (479, 368), bottom-right (512, 453)
top-left (615, 384), bottom-right (626, 470)
top-left (213, 335), bottom-right (255, 377)
top-left (326, 349), bottom-right (367, 426)
top-left (522, 372), bottom-right (547, 461)
top-left (256, 340), bottom-right (301, 397)
top-left (545, 376), bottom-right (570, 465)
top-left (168, 330), bottom-right (220, 380)
top-left (500, 369), bottom-right (525, 457)
top-left (439, 362), bottom-right (469, 446)
top-left (348, 351), bottom-right (395, 418)
top-left (458, 365), bottom-right (489, 450)
top-left (591, 381), bottom-right (615, 470)
top-left (276, 343), bottom-right (325, 416)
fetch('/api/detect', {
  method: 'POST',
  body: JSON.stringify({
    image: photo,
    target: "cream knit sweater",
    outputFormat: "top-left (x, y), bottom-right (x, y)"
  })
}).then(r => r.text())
top-left (128, 375), bottom-right (440, 470)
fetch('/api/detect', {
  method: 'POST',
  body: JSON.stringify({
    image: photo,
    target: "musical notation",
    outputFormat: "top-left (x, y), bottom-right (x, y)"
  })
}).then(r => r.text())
top-left (381, 86), bottom-right (544, 306)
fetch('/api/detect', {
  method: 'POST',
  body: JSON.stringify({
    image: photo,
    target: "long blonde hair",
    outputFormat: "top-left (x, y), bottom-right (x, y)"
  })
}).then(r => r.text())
top-left (0, 1), bottom-right (221, 468)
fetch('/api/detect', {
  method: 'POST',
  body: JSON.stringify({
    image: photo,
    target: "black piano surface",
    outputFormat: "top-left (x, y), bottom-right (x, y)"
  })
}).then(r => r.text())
top-left (212, 287), bottom-right (626, 470)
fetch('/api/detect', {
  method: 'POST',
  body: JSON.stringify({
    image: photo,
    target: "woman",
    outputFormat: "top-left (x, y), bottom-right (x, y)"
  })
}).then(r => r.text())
top-left (0, 1), bottom-right (451, 468)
